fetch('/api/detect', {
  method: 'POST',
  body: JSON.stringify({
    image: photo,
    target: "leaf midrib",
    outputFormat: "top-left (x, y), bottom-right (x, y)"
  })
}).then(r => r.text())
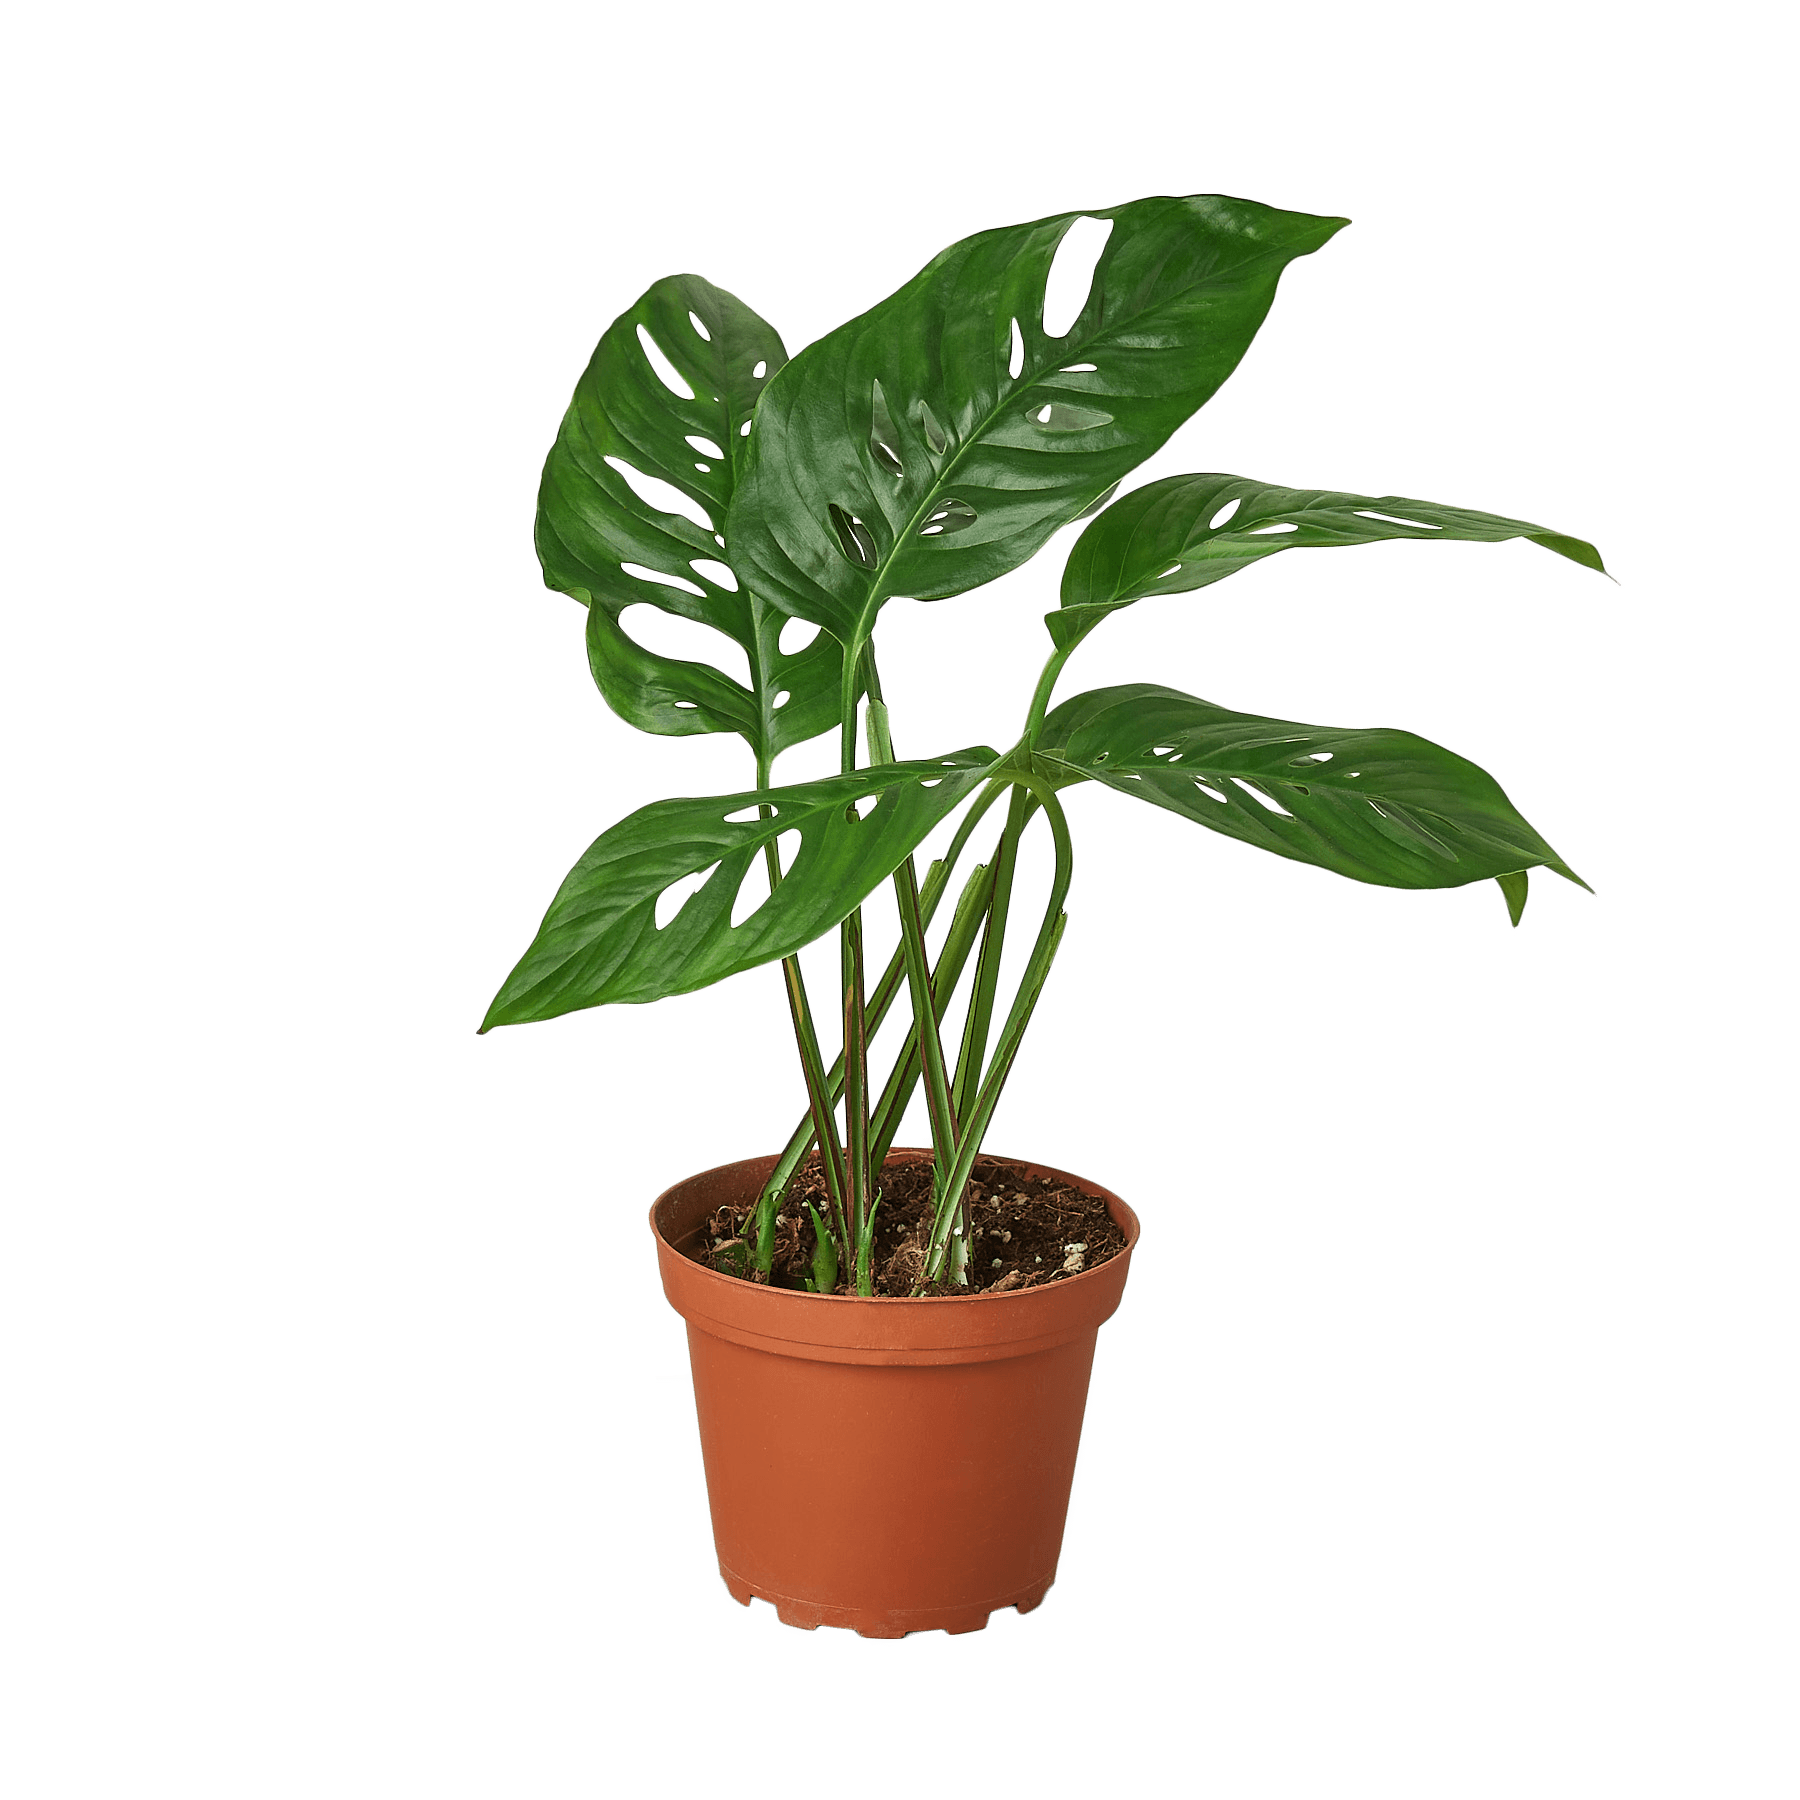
top-left (847, 236), bottom-right (1284, 645)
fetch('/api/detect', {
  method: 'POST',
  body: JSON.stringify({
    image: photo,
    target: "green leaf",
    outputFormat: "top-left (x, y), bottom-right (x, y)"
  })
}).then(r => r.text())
top-left (1036, 683), bottom-right (1585, 895)
top-left (726, 196), bottom-right (1348, 651)
top-left (1050, 473), bottom-right (1606, 648)
top-left (1497, 868), bottom-right (1530, 927)
top-left (480, 749), bottom-right (999, 1028)
top-left (534, 274), bottom-right (845, 759)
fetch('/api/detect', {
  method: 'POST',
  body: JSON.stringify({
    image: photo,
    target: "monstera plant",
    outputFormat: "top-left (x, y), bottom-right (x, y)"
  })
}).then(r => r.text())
top-left (482, 194), bottom-right (1602, 1299)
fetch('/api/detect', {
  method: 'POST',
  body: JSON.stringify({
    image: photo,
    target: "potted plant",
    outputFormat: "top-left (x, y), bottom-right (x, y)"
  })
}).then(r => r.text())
top-left (480, 194), bottom-right (1603, 1636)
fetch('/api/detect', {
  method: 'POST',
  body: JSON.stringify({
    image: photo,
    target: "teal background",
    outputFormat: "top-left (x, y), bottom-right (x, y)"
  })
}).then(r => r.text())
top-left (3, 4), bottom-right (1790, 1798)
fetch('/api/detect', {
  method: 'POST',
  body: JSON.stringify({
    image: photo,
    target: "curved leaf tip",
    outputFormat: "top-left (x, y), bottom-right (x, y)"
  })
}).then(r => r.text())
top-left (1497, 869), bottom-right (1529, 927)
top-left (1036, 683), bottom-right (1583, 897)
top-left (1057, 472), bottom-right (1609, 648)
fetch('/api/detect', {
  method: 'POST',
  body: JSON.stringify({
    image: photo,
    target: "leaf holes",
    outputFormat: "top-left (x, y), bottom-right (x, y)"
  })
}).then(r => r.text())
top-left (1292, 750), bottom-right (1333, 765)
top-left (920, 776), bottom-right (943, 788)
top-left (1008, 317), bottom-right (1025, 380)
top-left (1031, 402), bottom-right (1112, 433)
top-left (619, 604), bottom-right (753, 686)
top-left (1156, 564), bottom-right (1182, 580)
top-left (655, 874), bottom-right (687, 928)
top-left (655, 862), bottom-right (718, 929)
top-left (777, 616), bottom-right (820, 655)
top-left (1231, 778), bottom-right (1292, 816)
top-left (688, 310), bottom-right (711, 341)
top-left (919, 498), bottom-right (977, 538)
top-left (694, 463), bottom-right (710, 472)
top-left (713, 533), bottom-right (726, 547)
top-left (636, 324), bottom-right (694, 399)
top-left (869, 378), bottom-right (903, 478)
top-left (1192, 778), bottom-right (1228, 804)
top-left (1209, 498), bottom-right (1242, 530)
top-left (752, 359), bottom-right (768, 379)
top-left (723, 804), bottom-right (770, 823)
top-left (828, 504), bottom-right (877, 568)
top-left (1060, 362), bottom-right (1097, 373)
top-left (1151, 745), bottom-right (1177, 757)
top-left (729, 876), bottom-right (767, 930)
top-left (685, 434), bottom-right (725, 458)
top-left (776, 827), bottom-right (802, 872)
top-left (1248, 522), bottom-right (1299, 535)
top-left (1090, 750), bottom-right (1110, 765)
top-left (917, 401), bottom-right (949, 456)
top-left (688, 557), bottom-right (738, 592)
top-left (603, 456), bottom-right (715, 532)
top-left (673, 701), bottom-right (698, 710)
top-left (847, 794), bottom-right (879, 822)
top-left (739, 420), bottom-right (752, 436)
top-left (1357, 510), bottom-right (1441, 529)
top-left (1042, 215), bottom-right (1113, 337)
top-left (622, 562), bottom-right (707, 598)
top-left (772, 689), bottom-right (791, 710)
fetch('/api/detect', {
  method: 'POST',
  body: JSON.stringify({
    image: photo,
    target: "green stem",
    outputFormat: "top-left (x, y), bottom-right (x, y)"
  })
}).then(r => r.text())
top-left (951, 783), bottom-right (1029, 1128)
top-left (756, 781), bottom-right (1007, 1210)
top-left (843, 909), bottom-right (869, 1254)
top-left (860, 643), bottom-right (961, 1191)
top-left (854, 1193), bottom-right (882, 1296)
top-left (920, 774), bottom-right (1074, 1287)
top-left (869, 858), bottom-right (994, 1168)
top-left (837, 632), bottom-right (869, 1247)
top-left (1023, 639), bottom-right (1079, 746)
top-left (751, 749), bottom-right (846, 1272)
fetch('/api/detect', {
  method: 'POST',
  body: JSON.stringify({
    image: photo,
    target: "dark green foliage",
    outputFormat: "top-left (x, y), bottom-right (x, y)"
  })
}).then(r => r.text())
top-left (486, 196), bottom-right (1603, 1291)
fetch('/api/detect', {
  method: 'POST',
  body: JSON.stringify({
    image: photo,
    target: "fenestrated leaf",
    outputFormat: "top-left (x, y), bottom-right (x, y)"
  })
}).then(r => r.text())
top-left (534, 273), bottom-right (844, 760)
top-left (480, 748), bottom-right (999, 1027)
top-left (727, 196), bottom-right (1348, 651)
top-left (1049, 473), bottom-right (1607, 648)
top-left (1036, 684), bottom-right (1584, 901)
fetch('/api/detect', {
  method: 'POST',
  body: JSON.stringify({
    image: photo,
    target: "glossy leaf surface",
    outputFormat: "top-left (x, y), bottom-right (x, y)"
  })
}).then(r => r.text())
top-left (727, 196), bottom-right (1348, 649)
top-left (1036, 684), bottom-right (1582, 894)
top-left (535, 274), bottom-right (843, 758)
top-left (1050, 473), bottom-right (1606, 648)
top-left (480, 749), bottom-right (998, 1027)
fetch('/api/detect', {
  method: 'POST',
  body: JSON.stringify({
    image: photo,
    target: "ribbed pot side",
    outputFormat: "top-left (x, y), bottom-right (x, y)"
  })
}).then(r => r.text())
top-left (651, 1148), bottom-right (1139, 1638)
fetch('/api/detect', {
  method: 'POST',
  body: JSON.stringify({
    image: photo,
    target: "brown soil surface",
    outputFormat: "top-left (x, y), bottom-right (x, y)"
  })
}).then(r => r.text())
top-left (688, 1152), bottom-right (1126, 1297)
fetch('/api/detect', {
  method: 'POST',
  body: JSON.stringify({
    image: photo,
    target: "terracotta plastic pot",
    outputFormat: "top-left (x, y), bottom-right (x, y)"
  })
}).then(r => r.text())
top-left (651, 1148), bottom-right (1139, 1638)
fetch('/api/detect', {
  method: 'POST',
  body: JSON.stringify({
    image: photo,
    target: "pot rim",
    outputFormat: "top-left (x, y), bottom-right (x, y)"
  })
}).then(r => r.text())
top-left (650, 1145), bottom-right (1140, 1305)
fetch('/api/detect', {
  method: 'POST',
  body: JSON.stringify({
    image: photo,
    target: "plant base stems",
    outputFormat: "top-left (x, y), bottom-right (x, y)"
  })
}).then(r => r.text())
top-left (918, 773), bottom-right (1074, 1289)
top-left (894, 856), bottom-right (960, 1181)
top-left (854, 1193), bottom-right (882, 1295)
top-left (869, 860), bottom-right (994, 1169)
top-left (804, 1201), bottom-right (839, 1295)
top-left (863, 645), bottom-right (964, 1216)
top-left (757, 780), bottom-right (1006, 1220)
top-left (952, 783), bottom-right (1029, 1128)
top-left (921, 911), bottom-right (1068, 1286)
top-left (760, 737), bottom-right (847, 1265)
top-left (842, 909), bottom-right (870, 1253)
